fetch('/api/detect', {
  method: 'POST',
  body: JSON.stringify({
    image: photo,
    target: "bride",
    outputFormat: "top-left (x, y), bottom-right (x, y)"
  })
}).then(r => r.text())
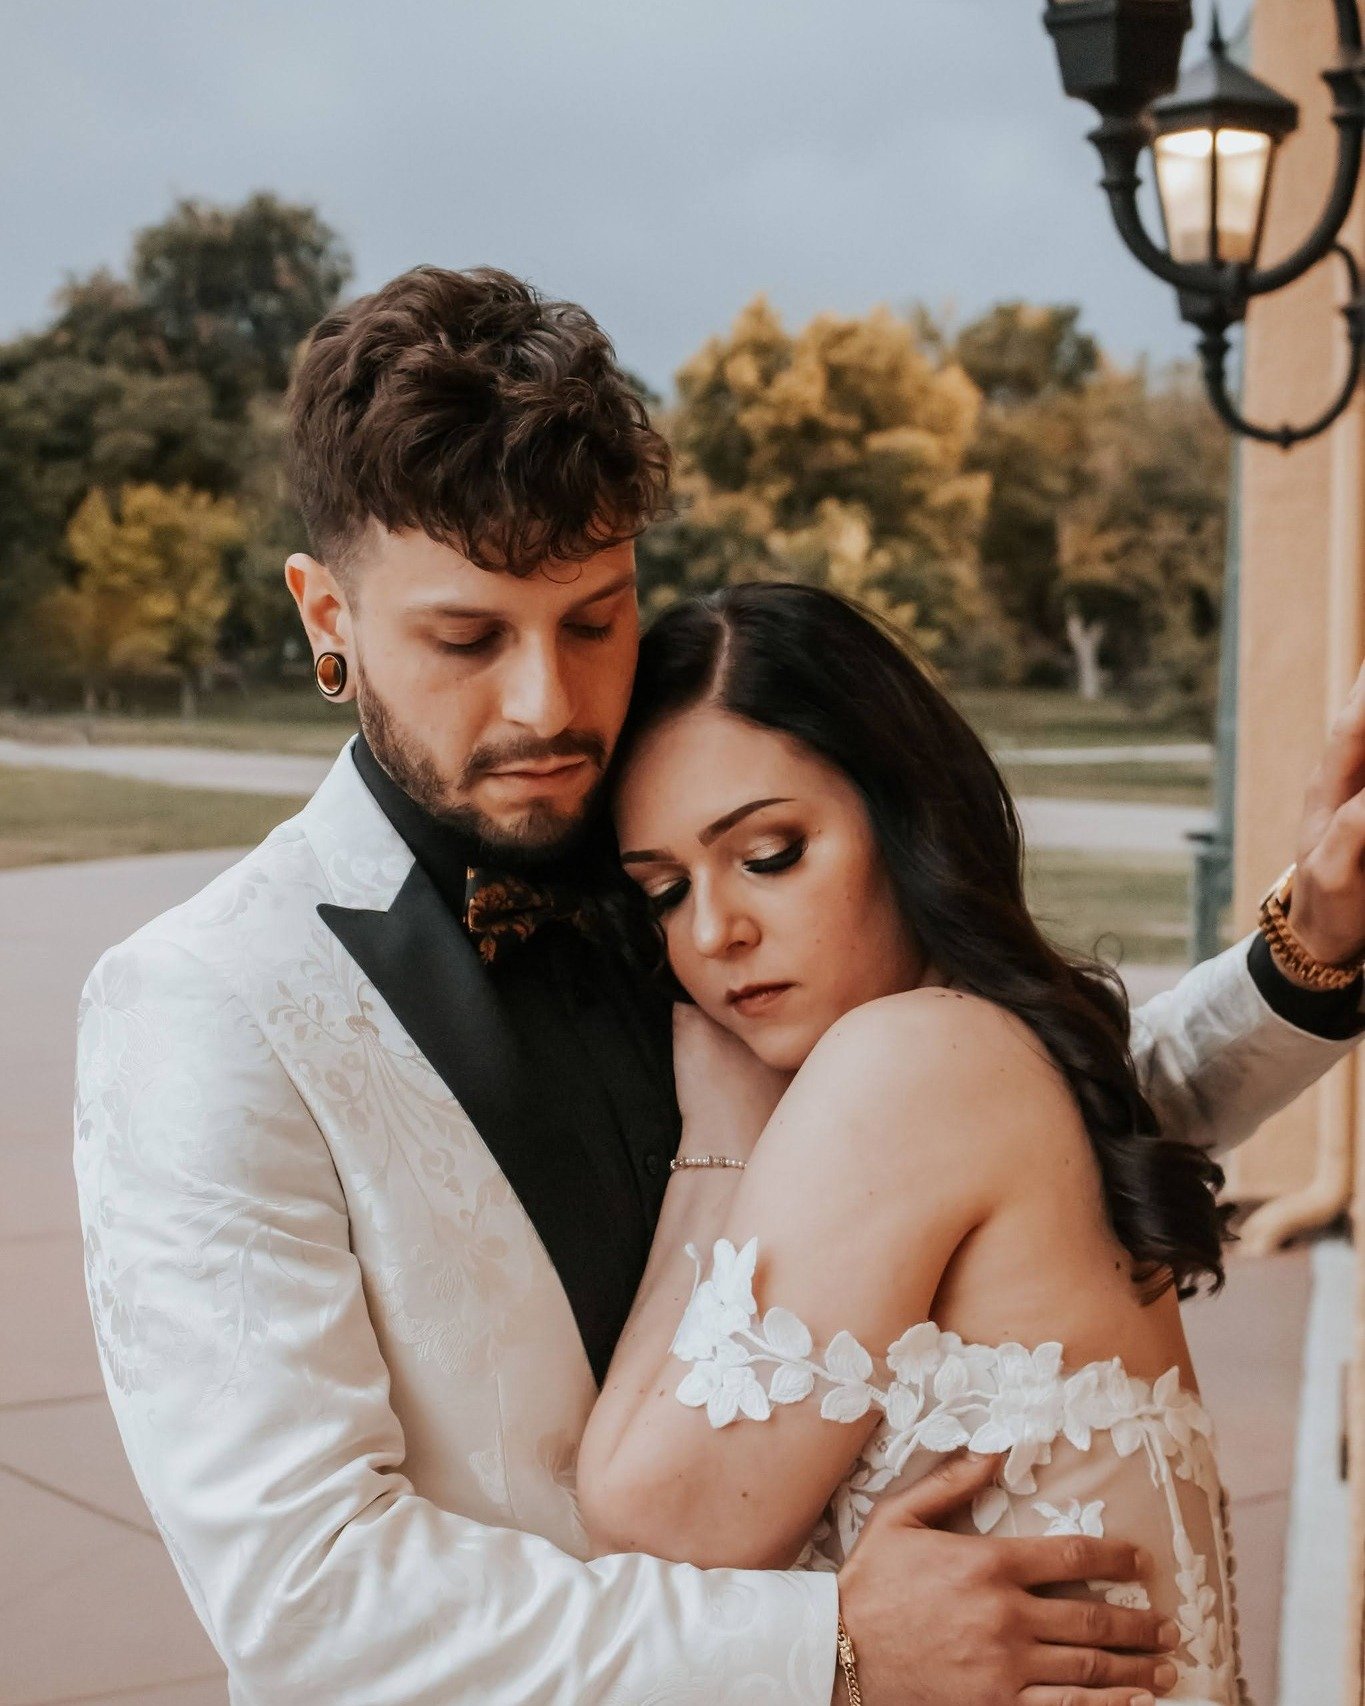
top-left (576, 582), bottom-right (1243, 1706)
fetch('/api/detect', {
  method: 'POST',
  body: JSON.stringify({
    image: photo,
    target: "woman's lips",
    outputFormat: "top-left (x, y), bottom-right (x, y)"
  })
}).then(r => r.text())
top-left (727, 982), bottom-right (795, 1018)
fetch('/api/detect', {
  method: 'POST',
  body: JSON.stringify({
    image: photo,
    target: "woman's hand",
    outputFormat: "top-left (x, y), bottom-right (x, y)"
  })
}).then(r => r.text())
top-left (672, 1003), bottom-right (792, 1162)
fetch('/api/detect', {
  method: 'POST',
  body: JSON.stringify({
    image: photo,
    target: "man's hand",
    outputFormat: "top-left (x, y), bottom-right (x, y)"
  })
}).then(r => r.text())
top-left (672, 1003), bottom-right (792, 1160)
top-left (1287, 661), bottom-right (1365, 969)
top-left (835, 1454), bottom-right (1177, 1706)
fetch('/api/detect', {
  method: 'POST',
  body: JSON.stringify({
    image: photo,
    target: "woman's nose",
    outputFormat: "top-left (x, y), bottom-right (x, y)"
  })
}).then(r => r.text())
top-left (689, 880), bottom-right (759, 959)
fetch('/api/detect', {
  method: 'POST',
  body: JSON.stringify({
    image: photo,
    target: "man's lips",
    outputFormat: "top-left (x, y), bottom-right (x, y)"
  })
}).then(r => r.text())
top-left (484, 757), bottom-right (592, 781)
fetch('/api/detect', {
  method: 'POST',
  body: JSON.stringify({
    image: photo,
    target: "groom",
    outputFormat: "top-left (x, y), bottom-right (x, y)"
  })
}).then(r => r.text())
top-left (77, 265), bottom-right (1365, 1706)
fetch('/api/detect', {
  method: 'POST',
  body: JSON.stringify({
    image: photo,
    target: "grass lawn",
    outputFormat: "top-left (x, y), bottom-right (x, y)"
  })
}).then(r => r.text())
top-left (0, 765), bottom-right (307, 870)
top-left (957, 688), bottom-right (1210, 750)
top-left (1001, 760), bottom-right (1213, 808)
top-left (1025, 848), bottom-right (1199, 966)
top-left (0, 687), bottom-right (356, 758)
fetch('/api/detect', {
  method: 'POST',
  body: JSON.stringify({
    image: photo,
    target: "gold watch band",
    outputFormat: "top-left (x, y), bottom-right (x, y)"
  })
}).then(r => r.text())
top-left (1257, 864), bottom-right (1365, 992)
top-left (835, 1613), bottom-right (862, 1706)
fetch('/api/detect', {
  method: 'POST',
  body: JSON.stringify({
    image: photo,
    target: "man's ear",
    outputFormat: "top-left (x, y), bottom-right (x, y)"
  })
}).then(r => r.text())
top-left (286, 553), bottom-right (355, 670)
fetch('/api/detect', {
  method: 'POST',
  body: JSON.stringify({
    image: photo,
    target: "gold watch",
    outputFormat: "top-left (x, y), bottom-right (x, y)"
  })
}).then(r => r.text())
top-left (1257, 864), bottom-right (1365, 991)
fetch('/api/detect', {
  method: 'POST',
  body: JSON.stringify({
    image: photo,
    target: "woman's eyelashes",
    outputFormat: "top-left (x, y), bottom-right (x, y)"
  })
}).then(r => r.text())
top-left (645, 836), bottom-right (807, 916)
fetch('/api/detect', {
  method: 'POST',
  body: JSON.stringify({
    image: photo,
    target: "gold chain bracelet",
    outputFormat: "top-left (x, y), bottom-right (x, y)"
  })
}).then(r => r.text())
top-left (835, 1614), bottom-right (862, 1706)
top-left (1258, 864), bottom-right (1365, 992)
top-left (668, 1155), bottom-right (747, 1172)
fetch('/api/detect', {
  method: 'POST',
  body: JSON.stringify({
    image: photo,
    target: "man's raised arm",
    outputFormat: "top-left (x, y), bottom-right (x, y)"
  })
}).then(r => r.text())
top-left (1128, 666), bottom-right (1365, 1156)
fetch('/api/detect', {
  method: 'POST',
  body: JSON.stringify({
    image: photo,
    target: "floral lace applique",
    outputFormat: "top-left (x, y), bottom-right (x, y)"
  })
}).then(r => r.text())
top-left (671, 1236), bottom-right (1245, 1703)
top-left (672, 1237), bottom-right (1214, 1504)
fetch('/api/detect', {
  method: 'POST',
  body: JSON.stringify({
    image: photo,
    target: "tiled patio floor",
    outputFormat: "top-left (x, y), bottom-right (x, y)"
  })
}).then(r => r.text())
top-left (0, 850), bottom-right (1314, 1704)
top-left (1, 852), bottom-right (235, 1706)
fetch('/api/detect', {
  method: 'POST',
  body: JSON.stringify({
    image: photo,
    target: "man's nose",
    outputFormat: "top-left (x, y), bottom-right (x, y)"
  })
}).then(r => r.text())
top-left (499, 634), bottom-right (573, 738)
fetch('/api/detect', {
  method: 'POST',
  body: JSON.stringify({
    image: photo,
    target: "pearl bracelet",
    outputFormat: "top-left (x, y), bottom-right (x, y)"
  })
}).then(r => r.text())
top-left (668, 1155), bottom-right (748, 1172)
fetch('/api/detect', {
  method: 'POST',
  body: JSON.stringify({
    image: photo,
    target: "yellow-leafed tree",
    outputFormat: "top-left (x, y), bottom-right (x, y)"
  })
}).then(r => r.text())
top-left (643, 296), bottom-right (990, 654)
top-left (44, 483), bottom-right (241, 716)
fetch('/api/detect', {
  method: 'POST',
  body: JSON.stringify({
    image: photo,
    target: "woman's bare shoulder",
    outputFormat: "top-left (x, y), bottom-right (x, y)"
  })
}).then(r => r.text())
top-left (805, 985), bottom-right (1058, 1087)
top-left (782, 986), bottom-right (1080, 1182)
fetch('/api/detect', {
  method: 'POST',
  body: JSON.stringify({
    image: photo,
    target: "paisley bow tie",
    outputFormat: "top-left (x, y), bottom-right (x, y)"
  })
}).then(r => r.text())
top-left (462, 866), bottom-right (594, 965)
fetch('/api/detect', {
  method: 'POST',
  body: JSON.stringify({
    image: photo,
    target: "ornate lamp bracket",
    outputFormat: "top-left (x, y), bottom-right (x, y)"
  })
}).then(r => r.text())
top-left (1047, 0), bottom-right (1365, 447)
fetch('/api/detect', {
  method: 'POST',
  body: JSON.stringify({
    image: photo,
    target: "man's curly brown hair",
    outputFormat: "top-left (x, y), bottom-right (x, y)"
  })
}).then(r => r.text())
top-left (286, 265), bottom-right (671, 578)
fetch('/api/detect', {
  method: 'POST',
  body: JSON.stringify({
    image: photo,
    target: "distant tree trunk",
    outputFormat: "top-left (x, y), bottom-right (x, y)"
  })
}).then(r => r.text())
top-left (1065, 609), bottom-right (1106, 702)
top-left (82, 681), bottom-right (99, 716)
top-left (179, 672), bottom-right (198, 720)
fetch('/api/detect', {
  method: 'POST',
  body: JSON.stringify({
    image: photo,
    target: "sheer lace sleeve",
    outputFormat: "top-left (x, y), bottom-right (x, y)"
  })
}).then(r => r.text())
top-left (670, 1238), bottom-right (1247, 1703)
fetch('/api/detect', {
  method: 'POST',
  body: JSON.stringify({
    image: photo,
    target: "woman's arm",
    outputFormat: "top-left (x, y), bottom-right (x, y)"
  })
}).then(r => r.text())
top-left (577, 989), bottom-right (1032, 1571)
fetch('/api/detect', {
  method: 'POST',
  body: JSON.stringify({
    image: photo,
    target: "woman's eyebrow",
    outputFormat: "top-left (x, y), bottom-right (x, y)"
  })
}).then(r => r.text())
top-left (619, 797), bottom-right (794, 864)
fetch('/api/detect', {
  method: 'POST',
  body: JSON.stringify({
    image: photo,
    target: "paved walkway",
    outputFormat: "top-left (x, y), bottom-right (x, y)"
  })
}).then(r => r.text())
top-left (0, 850), bottom-right (1307, 1704)
top-left (1017, 795), bottom-right (1212, 856)
top-left (0, 738), bottom-right (1215, 855)
top-left (1280, 1237), bottom-right (1354, 1704)
top-left (1, 851), bottom-right (237, 1706)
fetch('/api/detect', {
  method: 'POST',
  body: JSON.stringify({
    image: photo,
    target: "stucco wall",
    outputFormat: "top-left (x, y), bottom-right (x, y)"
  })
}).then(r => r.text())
top-left (1230, 0), bottom-right (1365, 1200)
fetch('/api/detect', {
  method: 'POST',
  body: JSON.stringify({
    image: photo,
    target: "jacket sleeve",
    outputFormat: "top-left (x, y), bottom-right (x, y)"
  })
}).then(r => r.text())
top-left (1128, 933), bottom-right (1360, 1158)
top-left (73, 933), bottom-right (837, 1706)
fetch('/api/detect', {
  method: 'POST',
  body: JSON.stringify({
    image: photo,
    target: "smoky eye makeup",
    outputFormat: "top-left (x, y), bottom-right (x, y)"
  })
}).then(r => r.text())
top-left (642, 836), bottom-right (807, 915)
top-left (743, 835), bottom-right (807, 873)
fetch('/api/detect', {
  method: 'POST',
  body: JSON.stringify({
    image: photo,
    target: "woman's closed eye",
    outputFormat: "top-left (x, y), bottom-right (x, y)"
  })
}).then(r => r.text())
top-left (645, 837), bottom-right (807, 916)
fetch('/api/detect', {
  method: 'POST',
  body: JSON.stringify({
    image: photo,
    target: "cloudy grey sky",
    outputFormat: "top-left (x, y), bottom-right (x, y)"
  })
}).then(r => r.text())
top-left (2, 0), bottom-right (1214, 394)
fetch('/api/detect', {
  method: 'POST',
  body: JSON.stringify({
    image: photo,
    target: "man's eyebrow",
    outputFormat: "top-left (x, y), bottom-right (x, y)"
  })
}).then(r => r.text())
top-left (620, 798), bottom-right (794, 864)
top-left (409, 572), bottom-right (637, 623)
top-left (566, 571), bottom-right (637, 613)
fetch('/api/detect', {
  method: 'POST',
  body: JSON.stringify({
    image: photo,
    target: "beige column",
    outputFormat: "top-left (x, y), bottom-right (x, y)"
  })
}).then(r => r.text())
top-left (1231, 0), bottom-right (1365, 1207)
top-left (1235, 6), bottom-right (1365, 1700)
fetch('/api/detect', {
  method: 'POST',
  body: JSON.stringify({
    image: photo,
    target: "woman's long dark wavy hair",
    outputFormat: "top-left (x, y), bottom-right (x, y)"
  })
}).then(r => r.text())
top-left (611, 581), bottom-right (1230, 1300)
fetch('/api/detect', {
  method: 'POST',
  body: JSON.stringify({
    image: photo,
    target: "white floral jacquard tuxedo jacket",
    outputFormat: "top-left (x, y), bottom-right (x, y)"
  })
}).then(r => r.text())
top-left (73, 741), bottom-right (1356, 1705)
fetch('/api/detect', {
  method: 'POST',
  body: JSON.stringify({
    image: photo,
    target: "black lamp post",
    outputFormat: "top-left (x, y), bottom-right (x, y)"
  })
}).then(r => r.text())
top-left (1044, 0), bottom-right (1365, 448)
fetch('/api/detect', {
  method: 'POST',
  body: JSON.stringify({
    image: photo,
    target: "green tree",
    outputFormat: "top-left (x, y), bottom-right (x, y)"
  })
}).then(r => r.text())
top-left (43, 269), bottom-right (166, 374)
top-left (0, 193), bottom-right (349, 692)
top-left (33, 195), bottom-right (351, 409)
top-left (127, 192), bottom-right (352, 411)
top-left (0, 358), bottom-right (244, 680)
top-left (1055, 370), bottom-right (1228, 709)
top-left (953, 305), bottom-right (1100, 683)
top-left (954, 303), bottom-right (1227, 706)
top-left (956, 302), bottom-right (1099, 404)
top-left (48, 484), bottom-right (242, 716)
top-left (225, 398), bottom-right (311, 670)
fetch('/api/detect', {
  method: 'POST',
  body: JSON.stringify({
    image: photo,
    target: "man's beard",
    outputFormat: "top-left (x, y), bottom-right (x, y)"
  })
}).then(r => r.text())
top-left (354, 660), bottom-right (608, 870)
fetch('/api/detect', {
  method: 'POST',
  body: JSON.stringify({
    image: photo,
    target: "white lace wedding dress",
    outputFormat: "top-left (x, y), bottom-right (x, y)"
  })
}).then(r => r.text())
top-left (671, 1237), bottom-right (1248, 1706)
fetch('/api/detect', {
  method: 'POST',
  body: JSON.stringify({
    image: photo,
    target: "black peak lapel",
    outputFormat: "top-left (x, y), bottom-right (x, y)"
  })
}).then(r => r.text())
top-left (318, 860), bottom-right (630, 1384)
